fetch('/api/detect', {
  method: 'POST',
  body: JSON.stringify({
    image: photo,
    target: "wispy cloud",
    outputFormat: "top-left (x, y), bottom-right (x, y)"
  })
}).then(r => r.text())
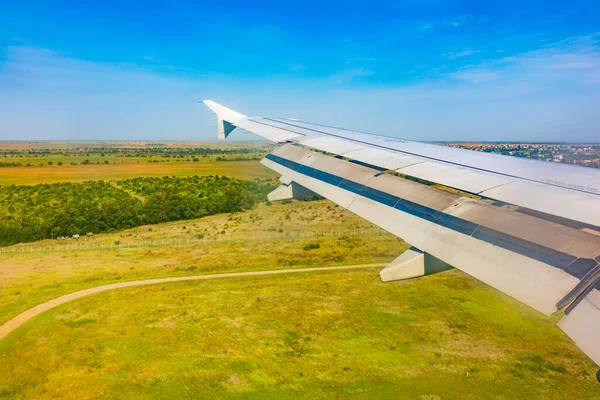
top-left (328, 67), bottom-right (373, 83)
top-left (445, 34), bottom-right (600, 86)
top-left (141, 54), bottom-right (164, 63)
top-left (2, 34), bottom-right (600, 142)
top-left (0, 46), bottom-right (215, 140)
top-left (445, 49), bottom-right (481, 60)
top-left (417, 14), bottom-right (488, 32)
top-left (417, 21), bottom-right (435, 32)
top-left (444, 15), bottom-right (476, 28)
top-left (449, 69), bottom-right (500, 83)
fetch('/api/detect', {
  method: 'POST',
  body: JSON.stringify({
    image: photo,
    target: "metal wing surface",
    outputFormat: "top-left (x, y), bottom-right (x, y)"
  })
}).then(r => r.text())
top-left (203, 100), bottom-right (600, 371)
top-left (204, 100), bottom-right (600, 228)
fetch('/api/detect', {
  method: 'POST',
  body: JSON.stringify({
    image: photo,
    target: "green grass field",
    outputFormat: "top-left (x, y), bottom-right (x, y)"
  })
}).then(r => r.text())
top-left (1, 269), bottom-right (598, 399)
top-left (0, 201), bottom-right (404, 325)
top-left (1, 200), bottom-right (599, 398)
top-left (1, 142), bottom-right (599, 399)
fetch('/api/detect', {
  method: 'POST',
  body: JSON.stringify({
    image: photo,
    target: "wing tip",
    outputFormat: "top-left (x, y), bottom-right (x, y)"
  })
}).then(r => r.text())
top-left (201, 100), bottom-right (246, 122)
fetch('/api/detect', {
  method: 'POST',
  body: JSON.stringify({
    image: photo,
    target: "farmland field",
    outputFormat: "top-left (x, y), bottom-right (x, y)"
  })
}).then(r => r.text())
top-left (0, 161), bottom-right (276, 185)
top-left (0, 141), bottom-right (276, 185)
top-left (0, 141), bottom-right (270, 150)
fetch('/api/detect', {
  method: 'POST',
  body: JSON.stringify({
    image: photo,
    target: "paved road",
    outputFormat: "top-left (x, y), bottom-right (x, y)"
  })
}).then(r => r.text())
top-left (0, 263), bottom-right (385, 342)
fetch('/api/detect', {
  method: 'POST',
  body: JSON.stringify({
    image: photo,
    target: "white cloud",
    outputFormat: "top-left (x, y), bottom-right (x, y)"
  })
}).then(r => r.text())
top-left (449, 69), bottom-right (501, 83)
top-left (445, 49), bottom-right (481, 60)
top-left (445, 34), bottom-right (600, 87)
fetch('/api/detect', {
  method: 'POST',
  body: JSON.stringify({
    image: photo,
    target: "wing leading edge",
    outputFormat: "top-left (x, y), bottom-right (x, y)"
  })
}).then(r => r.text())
top-left (202, 100), bottom-right (600, 228)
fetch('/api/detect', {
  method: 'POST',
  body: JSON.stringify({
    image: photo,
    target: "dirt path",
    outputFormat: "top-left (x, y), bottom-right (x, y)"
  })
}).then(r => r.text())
top-left (0, 263), bottom-right (384, 342)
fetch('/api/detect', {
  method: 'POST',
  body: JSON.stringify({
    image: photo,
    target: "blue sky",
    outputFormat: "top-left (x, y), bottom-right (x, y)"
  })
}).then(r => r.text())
top-left (1, 0), bottom-right (599, 141)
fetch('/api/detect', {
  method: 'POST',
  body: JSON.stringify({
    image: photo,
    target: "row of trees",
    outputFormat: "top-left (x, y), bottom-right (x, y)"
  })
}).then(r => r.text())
top-left (0, 176), bottom-right (277, 246)
top-left (2, 147), bottom-right (272, 158)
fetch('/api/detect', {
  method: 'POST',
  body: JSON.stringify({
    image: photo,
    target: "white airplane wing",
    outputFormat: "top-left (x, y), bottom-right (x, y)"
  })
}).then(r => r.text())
top-left (203, 100), bottom-right (600, 375)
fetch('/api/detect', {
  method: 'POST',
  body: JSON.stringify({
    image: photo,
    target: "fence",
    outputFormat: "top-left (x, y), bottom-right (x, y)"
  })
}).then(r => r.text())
top-left (0, 227), bottom-right (389, 256)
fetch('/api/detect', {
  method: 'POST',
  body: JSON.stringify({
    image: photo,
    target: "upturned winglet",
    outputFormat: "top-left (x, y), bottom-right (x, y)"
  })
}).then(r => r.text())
top-left (202, 100), bottom-right (246, 140)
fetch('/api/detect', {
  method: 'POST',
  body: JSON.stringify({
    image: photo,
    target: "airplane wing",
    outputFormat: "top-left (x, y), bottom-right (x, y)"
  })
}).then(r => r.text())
top-left (202, 100), bottom-right (600, 374)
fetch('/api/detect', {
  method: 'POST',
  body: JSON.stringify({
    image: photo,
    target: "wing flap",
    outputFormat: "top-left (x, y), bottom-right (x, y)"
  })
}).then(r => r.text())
top-left (300, 136), bottom-right (367, 155)
top-left (480, 181), bottom-right (600, 227)
top-left (558, 289), bottom-right (600, 366)
top-left (397, 161), bottom-right (514, 194)
top-left (262, 145), bottom-right (584, 316)
top-left (343, 147), bottom-right (426, 170)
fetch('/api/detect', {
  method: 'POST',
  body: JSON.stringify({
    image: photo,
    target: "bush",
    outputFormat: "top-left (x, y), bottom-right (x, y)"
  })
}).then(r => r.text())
top-left (303, 243), bottom-right (320, 251)
top-left (0, 176), bottom-right (277, 246)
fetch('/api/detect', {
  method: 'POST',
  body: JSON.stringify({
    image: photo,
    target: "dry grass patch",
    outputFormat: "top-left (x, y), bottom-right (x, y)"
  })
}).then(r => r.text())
top-left (0, 160), bottom-right (276, 185)
top-left (0, 200), bottom-right (406, 324)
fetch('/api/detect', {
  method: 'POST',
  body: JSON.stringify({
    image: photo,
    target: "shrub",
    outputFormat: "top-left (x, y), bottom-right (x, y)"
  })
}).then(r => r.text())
top-left (303, 243), bottom-right (320, 251)
top-left (0, 175), bottom-right (277, 246)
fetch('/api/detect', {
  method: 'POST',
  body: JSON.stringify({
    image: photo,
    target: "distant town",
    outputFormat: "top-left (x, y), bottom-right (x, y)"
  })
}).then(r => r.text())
top-left (446, 143), bottom-right (600, 169)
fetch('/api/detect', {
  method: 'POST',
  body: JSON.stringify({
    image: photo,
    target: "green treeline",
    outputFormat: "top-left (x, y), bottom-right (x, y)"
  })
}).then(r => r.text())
top-left (1, 146), bottom-right (271, 159)
top-left (0, 176), bottom-right (277, 246)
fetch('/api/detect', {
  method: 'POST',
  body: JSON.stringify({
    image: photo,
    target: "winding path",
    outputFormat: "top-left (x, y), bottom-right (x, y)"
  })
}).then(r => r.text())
top-left (0, 263), bottom-right (384, 342)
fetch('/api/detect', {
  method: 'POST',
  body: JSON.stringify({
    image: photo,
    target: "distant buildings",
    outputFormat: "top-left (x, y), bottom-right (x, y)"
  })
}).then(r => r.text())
top-left (447, 143), bottom-right (600, 169)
